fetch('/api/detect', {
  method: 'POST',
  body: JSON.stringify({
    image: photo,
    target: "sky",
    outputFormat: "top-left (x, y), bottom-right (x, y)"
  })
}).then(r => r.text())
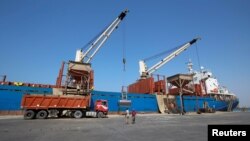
top-left (0, 0), bottom-right (249, 107)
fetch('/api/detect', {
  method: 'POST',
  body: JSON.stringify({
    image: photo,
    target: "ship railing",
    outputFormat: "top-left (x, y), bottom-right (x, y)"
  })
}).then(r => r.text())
top-left (0, 81), bottom-right (56, 88)
top-left (211, 94), bottom-right (237, 102)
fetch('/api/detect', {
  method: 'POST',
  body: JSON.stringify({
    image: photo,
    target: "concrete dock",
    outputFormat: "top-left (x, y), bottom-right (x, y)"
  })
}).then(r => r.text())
top-left (0, 112), bottom-right (249, 141)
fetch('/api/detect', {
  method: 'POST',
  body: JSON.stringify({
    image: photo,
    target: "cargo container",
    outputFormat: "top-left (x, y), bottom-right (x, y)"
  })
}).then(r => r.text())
top-left (128, 76), bottom-right (166, 94)
top-left (21, 94), bottom-right (108, 119)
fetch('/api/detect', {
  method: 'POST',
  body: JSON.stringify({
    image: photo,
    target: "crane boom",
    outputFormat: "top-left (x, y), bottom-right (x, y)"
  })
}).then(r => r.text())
top-left (139, 38), bottom-right (200, 78)
top-left (76, 9), bottom-right (128, 63)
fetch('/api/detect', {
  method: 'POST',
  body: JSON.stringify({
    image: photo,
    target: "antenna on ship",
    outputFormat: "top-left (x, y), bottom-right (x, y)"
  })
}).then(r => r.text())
top-left (0, 75), bottom-right (6, 82)
top-left (187, 59), bottom-right (193, 74)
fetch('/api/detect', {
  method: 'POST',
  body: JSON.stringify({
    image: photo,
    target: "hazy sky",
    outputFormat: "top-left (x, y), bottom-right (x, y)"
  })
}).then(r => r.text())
top-left (0, 0), bottom-right (249, 107)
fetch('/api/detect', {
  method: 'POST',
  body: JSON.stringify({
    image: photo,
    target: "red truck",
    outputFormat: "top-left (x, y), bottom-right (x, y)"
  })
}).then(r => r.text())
top-left (21, 94), bottom-right (108, 119)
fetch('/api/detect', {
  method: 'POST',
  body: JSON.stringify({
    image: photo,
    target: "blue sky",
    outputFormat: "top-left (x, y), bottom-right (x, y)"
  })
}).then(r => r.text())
top-left (0, 0), bottom-right (249, 107)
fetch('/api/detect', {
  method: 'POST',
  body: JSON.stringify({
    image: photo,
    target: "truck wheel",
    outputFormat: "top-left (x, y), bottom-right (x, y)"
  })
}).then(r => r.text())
top-left (97, 112), bottom-right (104, 118)
top-left (73, 110), bottom-right (83, 119)
top-left (36, 110), bottom-right (48, 119)
top-left (24, 110), bottom-right (35, 120)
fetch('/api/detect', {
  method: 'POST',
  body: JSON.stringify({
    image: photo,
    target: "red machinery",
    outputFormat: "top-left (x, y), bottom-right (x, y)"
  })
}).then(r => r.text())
top-left (21, 94), bottom-right (108, 119)
top-left (128, 75), bottom-right (166, 94)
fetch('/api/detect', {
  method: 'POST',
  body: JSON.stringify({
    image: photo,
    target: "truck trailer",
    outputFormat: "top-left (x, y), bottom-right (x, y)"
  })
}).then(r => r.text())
top-left (21, 94), bottom-right (108, 119)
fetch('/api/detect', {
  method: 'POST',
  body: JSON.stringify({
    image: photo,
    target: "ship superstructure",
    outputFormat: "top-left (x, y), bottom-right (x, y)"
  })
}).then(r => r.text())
top-left (167, 60), bottom-right (239, 113)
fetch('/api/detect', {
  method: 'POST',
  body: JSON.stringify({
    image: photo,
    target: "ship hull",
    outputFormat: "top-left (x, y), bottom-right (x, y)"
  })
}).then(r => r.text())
top-left (0, 85), bottom-right (239, 114)
top-left (175, 95), bottom-right (239, 112)
top-left (0, 85), bottom-right (158, 113)
top-left (0, 85), bottom-right (52, 111)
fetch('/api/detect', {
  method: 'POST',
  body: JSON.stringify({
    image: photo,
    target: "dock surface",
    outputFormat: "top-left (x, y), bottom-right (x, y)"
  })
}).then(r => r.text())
top-left (0, 112), bottom-right (249, 141)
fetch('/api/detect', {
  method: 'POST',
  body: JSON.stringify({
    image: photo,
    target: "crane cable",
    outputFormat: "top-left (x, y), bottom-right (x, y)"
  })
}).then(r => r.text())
top-left (121, 18), bottom-right (127, 91)
top-left (81, 21), bottom-right (112, 51)
top-left (122, 19), bottom-right (126, 72)
top-left (143, 46), bottom-right (180, 62)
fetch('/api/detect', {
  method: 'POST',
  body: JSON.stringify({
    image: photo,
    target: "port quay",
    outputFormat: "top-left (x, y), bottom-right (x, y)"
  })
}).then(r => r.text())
top-left (0, 112), bottom-right (250, 141)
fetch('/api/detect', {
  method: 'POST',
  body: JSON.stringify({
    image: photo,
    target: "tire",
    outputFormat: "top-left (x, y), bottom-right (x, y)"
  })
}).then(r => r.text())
top-left (24, 110), bottom-right (35, 120)
top-left (36, 110), bottom-right (48, 119)
top-left (97, 112), bottom-right (104, 118)
top-left (73, 110), bottom-right (83, 119)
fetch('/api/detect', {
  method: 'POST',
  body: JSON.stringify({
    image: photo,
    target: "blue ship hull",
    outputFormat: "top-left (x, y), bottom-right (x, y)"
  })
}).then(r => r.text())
top-left (0, 85), bottom-right (158, 112)
top-left (175, 95), bottom-right (239, 112)
top-left (0, 85), bottom-right (239, 113)
top-left (91, 91), bottom-right (158, 112)
top-left (0, 85), bottom-right (52, 111)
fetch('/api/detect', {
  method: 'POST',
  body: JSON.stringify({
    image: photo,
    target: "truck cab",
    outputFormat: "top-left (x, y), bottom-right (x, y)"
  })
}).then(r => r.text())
top-left (94, 100), bottom-right (108, 118)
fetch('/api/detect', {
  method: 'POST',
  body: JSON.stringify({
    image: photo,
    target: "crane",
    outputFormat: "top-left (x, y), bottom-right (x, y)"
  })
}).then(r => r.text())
top-left (75, 9), bottom-right (129, 63)
top-left (58, 9), bottom-right (128, 94)
top-left (139, 38), bottom-right (200, 79)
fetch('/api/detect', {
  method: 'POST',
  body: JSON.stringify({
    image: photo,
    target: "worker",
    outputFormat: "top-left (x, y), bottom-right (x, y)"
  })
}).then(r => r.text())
top-left (125, 108), bottom-right (129, 124)
top-left (131, 109), bottom-right (136, 124)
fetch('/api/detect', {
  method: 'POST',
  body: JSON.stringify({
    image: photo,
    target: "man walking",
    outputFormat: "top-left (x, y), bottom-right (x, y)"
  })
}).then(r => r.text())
top-left (125, 108), bottom-right (129, 124)
top-left (131, 109), bottom-right (136, 124)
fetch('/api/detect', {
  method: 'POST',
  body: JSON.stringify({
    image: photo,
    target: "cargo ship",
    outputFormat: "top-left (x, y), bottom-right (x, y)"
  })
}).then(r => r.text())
top-left (0, 61), bottom-right (239, 114)
top-left (0, 40), bottom-right (239, 115)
